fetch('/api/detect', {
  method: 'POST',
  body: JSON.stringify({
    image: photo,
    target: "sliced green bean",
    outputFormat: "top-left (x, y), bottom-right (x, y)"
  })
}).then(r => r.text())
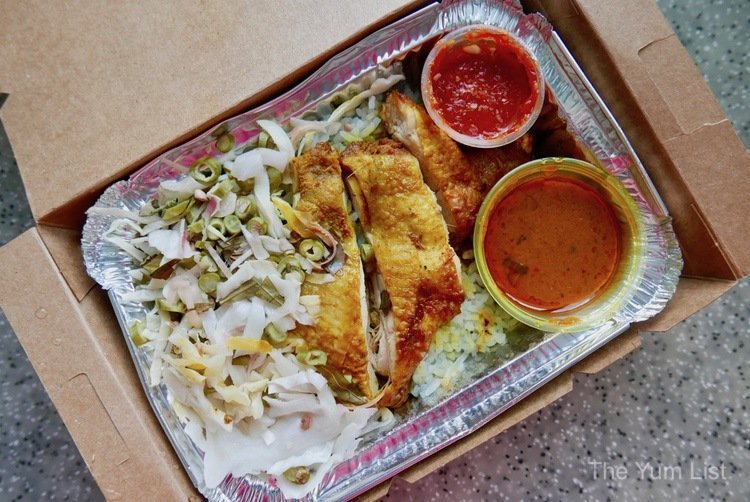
top-left (189, 157), bottom-right (221, 184)
top-left (210, 123), bottom-right (229, 138)
top-left (258, 131), bottom-right (272, 149)
top-left (188, 218), bottom-right (204, 238)
top-left (216, 133), bottom-right (235, 153)
top-left (128, 320), bottom-right (147, 346)
top-left (234, 196), bottom-right (256, 221)
top-left (278, 255), bottom-right (304, 282)
top-left (247, 216), bottom-right (267, 235)
top-left (157, 298), bottom-right (186, 314)
top-left (162, 198), bottom-right (193, 222)
top-left (198, 272), bottom-right (221, 293)
top-left (299, 238), bottom-right (325, 262)
top-left (283, 466), bottom-right (310, 485)
top-left (296, 349), bottom-right (327, 366)
top-left (197, 252), bottom-right (218, 272)
top-left (207, 218), bottom-right (225, 240)
top-left (267, 168), bottom-right (283, 191)
top-left (263, 323), bottom-right (287, 346)
top-left (223, 214), bottom-right (242, 235)
top-left (276, 255), bottom-right (301, 274)
top-left (212, 178), bottom-right (237, 198)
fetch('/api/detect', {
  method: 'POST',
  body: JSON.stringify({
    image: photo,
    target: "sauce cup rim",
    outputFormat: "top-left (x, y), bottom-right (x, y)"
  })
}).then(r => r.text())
top-left (473, 157), bottom-right (646, 333)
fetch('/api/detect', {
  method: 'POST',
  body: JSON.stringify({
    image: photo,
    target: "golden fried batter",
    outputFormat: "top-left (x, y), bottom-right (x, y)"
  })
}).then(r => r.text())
top-left (381, 91), bottom-right (532, 244)
top-left (290, 143), bottom-right (378, 399)
top-left (341, 139), bottom-right (465, 407)
top-left (463, 133), bottom-right (534, 194)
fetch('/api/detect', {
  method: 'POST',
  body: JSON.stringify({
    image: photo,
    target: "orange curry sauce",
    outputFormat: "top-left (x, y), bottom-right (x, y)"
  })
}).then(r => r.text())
top-left (483, 176), bottom-right (622, 312)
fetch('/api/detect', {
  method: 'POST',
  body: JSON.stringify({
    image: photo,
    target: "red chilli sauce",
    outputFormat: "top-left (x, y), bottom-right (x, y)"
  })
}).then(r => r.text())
top-left (428, 29), bottom-right (540, 139)
top-left (483, 176), bottom-right (623, 312)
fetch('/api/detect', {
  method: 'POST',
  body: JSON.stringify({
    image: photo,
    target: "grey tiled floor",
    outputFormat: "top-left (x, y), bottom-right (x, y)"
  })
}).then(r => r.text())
top-left (0, 1), bottom-right (748, 501)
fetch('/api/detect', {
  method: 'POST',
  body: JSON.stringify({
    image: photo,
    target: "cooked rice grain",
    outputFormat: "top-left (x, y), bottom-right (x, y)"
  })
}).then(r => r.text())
top-left (411, 261), bottom-right (516, 402)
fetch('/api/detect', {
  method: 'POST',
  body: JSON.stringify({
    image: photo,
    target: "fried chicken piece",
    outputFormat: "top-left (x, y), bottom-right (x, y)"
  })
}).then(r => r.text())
top-left (341, 139), bottom-right (465, 408)
top-left (381, 91), bottom-right (532, 243)
top-left (290, 143), bottom-right (378, 400)
top-left (463, 133), bottom-right (534, 193)
top-left (380, 91), bottom-right (482, 242)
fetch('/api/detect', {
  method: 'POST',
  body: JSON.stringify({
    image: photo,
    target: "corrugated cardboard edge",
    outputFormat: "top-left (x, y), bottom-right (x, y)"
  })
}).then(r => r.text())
top-left (0, 229), bottom-right (197, 501)
top-left (37, 225), bottom-right (95, 301)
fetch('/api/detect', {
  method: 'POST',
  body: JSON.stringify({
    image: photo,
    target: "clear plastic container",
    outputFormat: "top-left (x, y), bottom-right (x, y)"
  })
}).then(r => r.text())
top-left (421, 25), bottom-right (545, 148)
top-left (473, 158), bottom-right (646, 332)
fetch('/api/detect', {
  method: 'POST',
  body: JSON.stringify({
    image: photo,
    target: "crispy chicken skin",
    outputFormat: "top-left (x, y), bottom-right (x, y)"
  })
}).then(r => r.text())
top-left (381, 91), bottom-right (532, 243)
top-left (341, 139), bottom-right (465, 407)
top-left (381, 91), bottom-right (481, 243)
top-left (290, 143), bottom-right (377, 399)
top-left (462, 133), bottom-right (534, 194)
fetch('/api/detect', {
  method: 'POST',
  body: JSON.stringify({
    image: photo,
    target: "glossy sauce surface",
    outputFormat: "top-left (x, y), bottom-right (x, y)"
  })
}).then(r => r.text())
top-left (428, 29), bottom-right (539, 139)
top-left (484, 176), bottom-right (622, 311)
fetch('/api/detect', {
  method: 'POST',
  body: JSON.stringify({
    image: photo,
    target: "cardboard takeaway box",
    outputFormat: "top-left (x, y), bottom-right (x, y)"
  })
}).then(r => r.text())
top-left (0, 0), bottom-right (748, 499)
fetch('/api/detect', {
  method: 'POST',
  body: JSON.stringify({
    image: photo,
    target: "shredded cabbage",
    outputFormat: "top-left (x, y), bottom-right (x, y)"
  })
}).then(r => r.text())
top-left (148, 220), bottom-right (194, 260)
top-left (97, 64), bottom-right (404, 499)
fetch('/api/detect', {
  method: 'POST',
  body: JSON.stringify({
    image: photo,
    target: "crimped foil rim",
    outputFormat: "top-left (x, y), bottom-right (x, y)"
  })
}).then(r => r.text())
top-left (81, 1), bottom-right (683, 500)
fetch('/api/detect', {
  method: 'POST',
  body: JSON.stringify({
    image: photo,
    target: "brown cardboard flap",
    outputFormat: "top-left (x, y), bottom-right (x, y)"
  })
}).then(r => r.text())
top-left (660, 122), bottom-right (750, 274)
top-left (37, 225), bottom-right (94, 301)
top-left (0, 230), bottom-right (194, 500)
top-left (0, 0), bottom-right (417, 224)
top-left (637, 35), bottom-right (726, 136)
top-left (580, 0), bottom-right (750, 277)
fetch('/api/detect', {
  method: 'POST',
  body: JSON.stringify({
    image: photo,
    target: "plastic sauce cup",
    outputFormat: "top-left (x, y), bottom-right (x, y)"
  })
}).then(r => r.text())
top-left (474, 158), bottom-right (646, 333)
top-left (421, 25), bottom-right (545, 148)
